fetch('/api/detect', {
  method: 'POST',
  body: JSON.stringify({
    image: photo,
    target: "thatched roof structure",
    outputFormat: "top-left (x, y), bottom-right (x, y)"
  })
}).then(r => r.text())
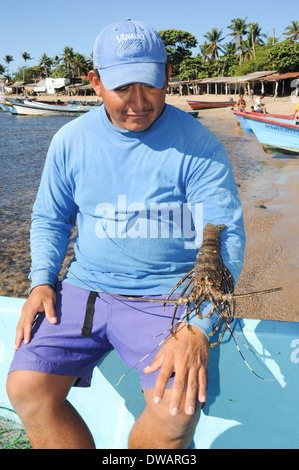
top-left (168, 71), bottom-right (277, 96)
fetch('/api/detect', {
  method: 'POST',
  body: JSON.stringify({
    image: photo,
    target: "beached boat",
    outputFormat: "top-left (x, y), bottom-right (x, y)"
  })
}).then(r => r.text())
top-left (1, 295), bottom-right (298, 449)
top-left (185, 110), bottom-right (199, 118)
top-left (187, 99), bottom-right (235, 110)
top-left (239, 112), bottom-right (299, 154)
top-left (231, 109), bottom-right (297, 134)
top-left (7, 99), bottom-right (94, 116)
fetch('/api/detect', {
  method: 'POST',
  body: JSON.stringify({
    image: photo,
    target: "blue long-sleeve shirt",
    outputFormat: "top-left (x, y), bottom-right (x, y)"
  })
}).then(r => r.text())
top-left (30, 103), bottom-right (245, 338)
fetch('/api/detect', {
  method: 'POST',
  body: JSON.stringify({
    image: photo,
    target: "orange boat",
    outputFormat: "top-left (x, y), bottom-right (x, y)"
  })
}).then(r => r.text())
top-left (186, 99), bottom-right (236, 110)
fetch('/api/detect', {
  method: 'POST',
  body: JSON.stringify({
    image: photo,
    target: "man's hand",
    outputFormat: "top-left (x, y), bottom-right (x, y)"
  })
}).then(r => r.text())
top-left (14, 284), bottom-right (57, 351)
top-left (144, 324), bottom-right (209, 416)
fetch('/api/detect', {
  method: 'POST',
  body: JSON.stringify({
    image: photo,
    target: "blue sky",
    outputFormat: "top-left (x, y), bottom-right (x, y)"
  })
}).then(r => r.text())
top-left (1, 0), bottom-right (297, 74)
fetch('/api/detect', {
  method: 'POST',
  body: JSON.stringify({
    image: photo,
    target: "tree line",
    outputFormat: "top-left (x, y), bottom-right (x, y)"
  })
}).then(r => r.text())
top-left (1, 19), bottom-right (299, 83)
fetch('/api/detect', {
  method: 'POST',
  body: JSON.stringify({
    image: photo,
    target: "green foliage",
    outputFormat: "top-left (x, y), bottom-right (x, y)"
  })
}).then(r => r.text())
top-left (50, 66), bottom-right (69, 78)
top-left (176, 56), bottom-right (204, 81)
top-left (234, 44), bottom-right (272, 75)
top-left (283, 20), bottom-right (299, 41)
top-left (14, 65), bottom-right (42, 82)
top-left (158, 29), bottom-right (197, 76)
top-left (202, 28), bottom-right (225, 61)
top-left (267, 41), bottom-right (299, 72)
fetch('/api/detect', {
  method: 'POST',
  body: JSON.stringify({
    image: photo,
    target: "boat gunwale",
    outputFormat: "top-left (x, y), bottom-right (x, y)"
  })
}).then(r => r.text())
top-left (230, 109), bottom-right (295, 121)
top-left (233, 110), bottom-right (299, 130)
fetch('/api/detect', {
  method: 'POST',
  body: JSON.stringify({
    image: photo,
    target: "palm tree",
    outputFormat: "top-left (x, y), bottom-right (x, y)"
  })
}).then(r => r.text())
top-left (247, 23), bottom-right (266, 59)
top-left (227, 18), bottom-right (248, 65)
top-left (221, 41), bottom-right (238, 76)
top-left (21, 52), bottom-right (32, 82)
top-left (61, 46), bottom-right (74, 75)
top-left (202, 28), bottom-right (225, 61)
top-left (39, 53), bottom-right (52, 77)
top-left (72, 53), bottom-right (89, 77)
top-left (53, 55), bottom-right (61, 68)
top-left (242, 37), bottom-right (254, 62)
top-left (3, 54), bottom-right (14, 79)
top-left (283, 20), bottom-right (299, 41)
top-left (223, 41), bottom-right (238, 56)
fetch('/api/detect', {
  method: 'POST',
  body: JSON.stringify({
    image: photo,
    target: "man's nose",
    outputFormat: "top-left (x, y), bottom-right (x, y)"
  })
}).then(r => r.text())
top-left (129, 84), bottom-right (148, 109)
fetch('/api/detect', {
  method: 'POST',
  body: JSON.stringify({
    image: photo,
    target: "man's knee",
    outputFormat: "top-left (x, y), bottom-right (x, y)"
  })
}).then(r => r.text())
top-left (6, 371), bottom-right (75, 421)
top-left (129, 389), bottom-right (201, 448)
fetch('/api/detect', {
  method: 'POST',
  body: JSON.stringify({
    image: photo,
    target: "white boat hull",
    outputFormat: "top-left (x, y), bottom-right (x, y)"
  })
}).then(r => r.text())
top-left (9, 100), bottom-right (92, 116)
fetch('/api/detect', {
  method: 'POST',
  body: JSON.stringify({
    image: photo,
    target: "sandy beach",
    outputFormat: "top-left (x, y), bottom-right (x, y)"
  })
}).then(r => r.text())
top-left (2, 92), bottom-right (299, 323)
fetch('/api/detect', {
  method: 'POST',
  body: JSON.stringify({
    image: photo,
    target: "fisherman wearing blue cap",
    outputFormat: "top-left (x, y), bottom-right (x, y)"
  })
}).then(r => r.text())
top-left (7, 19), bottom-right (245, 449)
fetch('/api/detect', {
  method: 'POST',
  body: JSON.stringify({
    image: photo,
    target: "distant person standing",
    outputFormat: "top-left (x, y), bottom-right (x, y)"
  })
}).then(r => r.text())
top-left (294, 102), bottom-right (299, 120)
top-left (250, 89), bottom-right (254, 101)
top-left (254, 94), bottom-right (267, 114)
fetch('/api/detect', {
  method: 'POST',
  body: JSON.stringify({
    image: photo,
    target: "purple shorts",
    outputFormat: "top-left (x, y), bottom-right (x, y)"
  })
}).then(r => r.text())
top-left (8, 281), bottom-right (186, 389)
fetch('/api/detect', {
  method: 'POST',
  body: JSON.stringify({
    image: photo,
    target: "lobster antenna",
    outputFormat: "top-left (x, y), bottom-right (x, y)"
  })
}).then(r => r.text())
top-left (210, 299), bottom-right (275, 382)
top-left (233, 287), bottom-right (283, 298)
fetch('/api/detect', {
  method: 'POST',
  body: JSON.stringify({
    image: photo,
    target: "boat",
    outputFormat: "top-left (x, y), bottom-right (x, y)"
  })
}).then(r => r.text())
top-left (1, 295), bottom-right (298, 449)
top-left (187, 99), bottom-right (236, 110)
top-left (0, 100), bottom-right (12, 112)
top-left (231, 109), bottom-right (297, 134)
top-left (238, 112), bottom-right (299, 155)
top-left (0, 100), bottom-right (16, 113)
top-left (7, 99), bottom-right (94, 116)
top-left (185, 110), bottom-right (199, 118)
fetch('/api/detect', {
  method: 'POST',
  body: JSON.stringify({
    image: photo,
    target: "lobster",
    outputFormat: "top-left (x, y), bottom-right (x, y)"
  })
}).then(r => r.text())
top-left (162, 223), bottom-right (236, 347)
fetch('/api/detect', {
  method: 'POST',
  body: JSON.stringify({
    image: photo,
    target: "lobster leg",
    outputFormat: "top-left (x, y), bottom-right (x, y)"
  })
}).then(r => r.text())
top-left (163, 269), bottom-right (195, 310)
top-left (210, 322), bottom-right (228, 347)
top-left (170, 276), bottom-right (198, 338)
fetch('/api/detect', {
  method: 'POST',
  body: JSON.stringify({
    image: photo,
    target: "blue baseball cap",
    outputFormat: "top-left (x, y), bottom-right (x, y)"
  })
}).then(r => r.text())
top-left (93, 19), bottom-right (167, 90)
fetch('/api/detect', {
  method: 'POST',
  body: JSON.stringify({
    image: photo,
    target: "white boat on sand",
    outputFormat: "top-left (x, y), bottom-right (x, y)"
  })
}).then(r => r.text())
top-left (8, 99), bottom-right (95, 116)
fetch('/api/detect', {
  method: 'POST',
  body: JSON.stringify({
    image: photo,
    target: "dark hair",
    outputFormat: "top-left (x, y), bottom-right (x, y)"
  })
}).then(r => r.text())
top-left (94, 69), bottom-right (101, 81)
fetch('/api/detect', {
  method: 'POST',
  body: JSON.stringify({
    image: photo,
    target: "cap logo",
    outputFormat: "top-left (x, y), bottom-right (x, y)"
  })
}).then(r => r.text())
top-left (117, 38), bottom-right (144, 57)
top-left (116, 33), bottom-right (145, 44)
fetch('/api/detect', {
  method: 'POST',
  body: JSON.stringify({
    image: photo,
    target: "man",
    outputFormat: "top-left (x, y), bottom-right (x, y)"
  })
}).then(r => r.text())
top-left (295, 102), bottom-right (299, 119)
top-left (254, 94), bottom-right (267, 114)
top-left (6, 19), bottom-right (245, 449)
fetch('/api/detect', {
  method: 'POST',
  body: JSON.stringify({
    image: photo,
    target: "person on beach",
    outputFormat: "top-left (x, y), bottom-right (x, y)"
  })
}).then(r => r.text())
top-left (6, 19), bottom-right (245, 449)
top-left (254, 94), bottom-right (267, 114)
top-left (237, 94), bottom-right (246, 111)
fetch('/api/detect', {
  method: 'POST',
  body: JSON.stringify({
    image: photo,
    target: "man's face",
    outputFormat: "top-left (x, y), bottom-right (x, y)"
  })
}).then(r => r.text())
top-left (89, 65), bottom-right (171, 132)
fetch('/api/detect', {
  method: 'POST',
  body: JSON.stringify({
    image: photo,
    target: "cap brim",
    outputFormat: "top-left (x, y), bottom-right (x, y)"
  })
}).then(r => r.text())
top-left (98, 62), bottom-right (166, 90)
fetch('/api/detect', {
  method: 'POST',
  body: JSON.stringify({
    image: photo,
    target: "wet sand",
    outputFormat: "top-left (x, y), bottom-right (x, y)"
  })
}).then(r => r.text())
top-left (2, 93), bottom-right (299, 323)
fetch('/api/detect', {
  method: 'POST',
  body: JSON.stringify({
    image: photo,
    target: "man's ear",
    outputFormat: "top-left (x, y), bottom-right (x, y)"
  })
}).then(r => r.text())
top-left (166, 63), bottom-right (172, 81)
top-left (88, 70), bottom-right (102, 97)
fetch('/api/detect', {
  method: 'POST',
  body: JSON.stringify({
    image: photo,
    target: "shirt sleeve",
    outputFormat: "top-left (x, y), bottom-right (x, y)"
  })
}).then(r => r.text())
top-left (180, 135), bottom-right (245, 342)
top-left (29, 134), bottom-right (78, 291)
